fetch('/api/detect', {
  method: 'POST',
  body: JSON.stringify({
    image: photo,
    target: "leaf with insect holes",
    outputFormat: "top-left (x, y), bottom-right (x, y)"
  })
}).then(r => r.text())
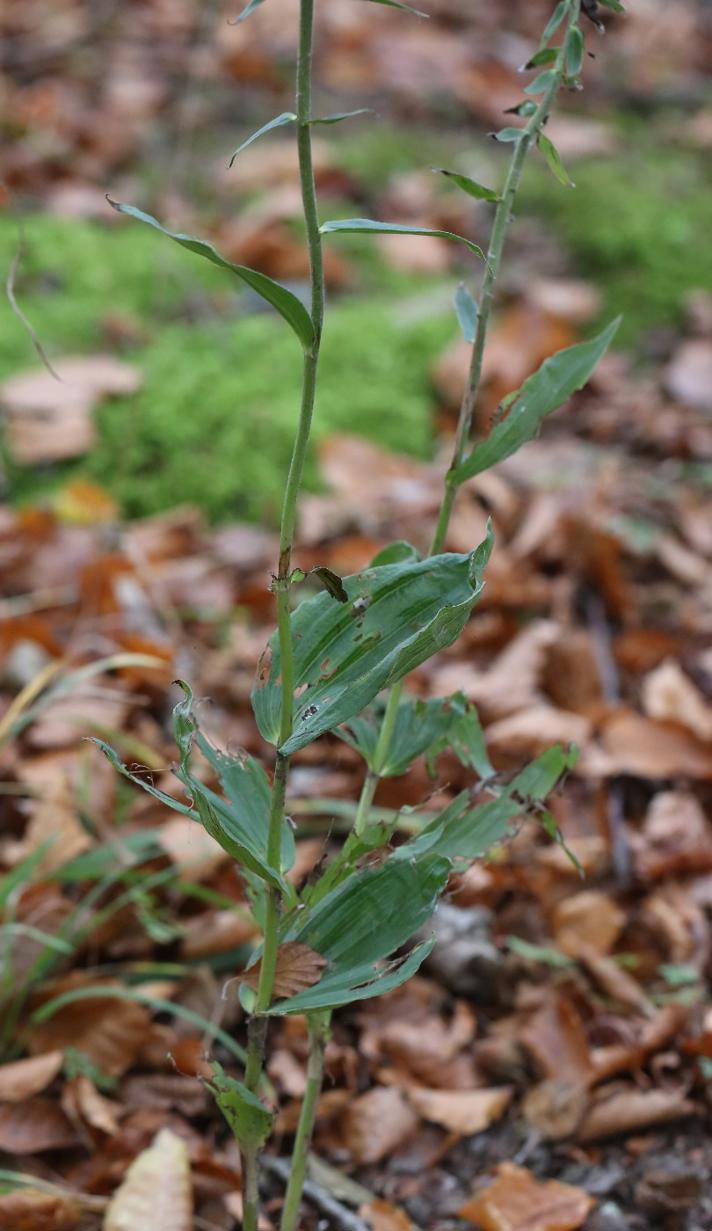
top-left (228, 112), bottom-right (296, 164)
top-left (565, 24), bottom-right (585, 78)
top-left (524, 68), bottom-right (558, 95)
top-left (243, 942), bottom-right (328, 998)
top-left (537, 133), bottom-right (574, 187)
top-left (455, 284), bottom-right (478, 344)
top-left (207, 1063), bottom-right (273, 1150)
top-left (453, 318), bottom-right (620, 483)
top-left (106, 201), bottom-right (314, 350)
top-left (319, 219), bottom-right (485, 261)
top-left (267, 854), bottom-right (449, 1013)
top-left (339, 692), bottom-right (491, 779)
top-left (251, 528), bottom-right (493, 755)
top-left (434, 169), bottom-right (500, 203)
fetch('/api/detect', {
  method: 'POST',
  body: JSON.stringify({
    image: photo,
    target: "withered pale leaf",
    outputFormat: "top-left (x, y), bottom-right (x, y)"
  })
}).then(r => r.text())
top-left (407, 1086), bottom-right (512, 1136)
top-left (104, 1127), bottom-right (192, 1230)
top-left (551, 891), bottom-right (625, 958)
top-left (243, 941), bottom-right (328, 999)
top-left (0, 1097), bottom-right (77, 1153)
top-left (596, 710), bottom-right (712, 780)
top-left (0, 1049), bottom-right (63, 1102)
top-left (522, 1079), bottom-right (588, 1141)
top-left (340, 1087), bottom-right (419, 1164)
top-left (577, 1087), bottom-right (697, 1143)
top-left (459, 1161), bottom-right (594, 1230)
top-left (642, 659), bottom-right (712, 742)
top-left (0, 1190), bottom-right (82, 1230)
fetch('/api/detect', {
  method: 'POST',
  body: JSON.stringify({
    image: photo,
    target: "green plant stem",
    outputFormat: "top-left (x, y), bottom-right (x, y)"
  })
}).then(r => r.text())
top-left (280, 1011), bottom-right (331, 1231)
top-left (355, 0), bottom-right (580, 827)
top-left (241, 0), bottom-right (324, 1225)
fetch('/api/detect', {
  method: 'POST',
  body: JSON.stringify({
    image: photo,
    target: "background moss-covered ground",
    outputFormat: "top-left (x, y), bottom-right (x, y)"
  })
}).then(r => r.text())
top-left (3, 120), bottom-right (711, 523)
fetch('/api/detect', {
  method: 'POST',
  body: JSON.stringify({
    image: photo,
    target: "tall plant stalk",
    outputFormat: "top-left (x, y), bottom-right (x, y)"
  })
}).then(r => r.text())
top-left (241, 0), bottom-right (324, 1223)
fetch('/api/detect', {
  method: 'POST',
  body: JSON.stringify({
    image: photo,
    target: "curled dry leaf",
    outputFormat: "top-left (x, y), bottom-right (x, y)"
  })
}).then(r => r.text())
top-left (459, 1161), bottom-right (594, 1231)
top-left (577, 1086), bottom-right (697, 1143)
top-left (0, 1190), bottom-right (82, 1231)
top-left (243, 941), bottom-right (328, 999)
top-left (596, 710), bottom-right (712, 780)
top-left (104, 1127), bottom-right (192, 1231)
top-left (407, 1086), bottom-right (512, 1135)
top-left (339, 1087), bottom-right (419, 1164)
top-left (0, 1097), bottom-right (78, 1153)
top-left (522, 1079), bottom-right (589, 1141)
top-left (578, 949), bottom-right (654, 1015)
top-left (634, 791), bottom-right (712, 881)
top-left (592, 1004), bottom-right (689, 1083)
top-left (62, 1073), bottom-right (121, 1135)
top-left (641, 659), bottom-right (712, 741)
top-left (0, 1049), bottom-right (63, 1102)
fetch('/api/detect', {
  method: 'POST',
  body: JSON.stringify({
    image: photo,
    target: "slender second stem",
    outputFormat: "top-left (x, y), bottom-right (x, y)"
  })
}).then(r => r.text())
top-left (240, 0), bottom-right (324, 1225)
top-left (280, 1011), bottom-right (331, 1231)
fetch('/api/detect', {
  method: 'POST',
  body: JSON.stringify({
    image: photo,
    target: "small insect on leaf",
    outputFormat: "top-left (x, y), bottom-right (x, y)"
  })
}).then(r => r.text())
top-left (310, 566), bottom-right (349, 603)
top-left (537, 133), bottom-right (574, 187)
top-left (243, 941), bottom-right (328, 999)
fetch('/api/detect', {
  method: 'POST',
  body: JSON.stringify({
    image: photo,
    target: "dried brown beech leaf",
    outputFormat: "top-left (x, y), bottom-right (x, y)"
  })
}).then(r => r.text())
top-left (0, 1190), bottom-right (82, 1230)
top-left (0, 1050), bottom-right (63, 1102)
top-left (578, 949), bottom-right (653, 1016)
top-left (577, 1086), bottom-right (697, 1143)
top-left (591, 1005), bottom-right (689, 1083)
top-left (407, 1086), bottom-right (512, 1136)
top-left (642, 659), bottom-right (712, 741)
top-left (551, 891), bottom-right (625, 958)
top-left (634, 791), bottom-right (712, 881)
top-left (360, 1198), bottom-right (413, 1230)
top-left (596, 710), bottom-right (712, 780)
top-left (243, 941), bottom-right (328, 999)
top-left (522, 1079), bottom-right (589, 1141)
top-left (459, 1161), bottom-right (594, 1230)
top-left (104, 1127), bottom-right (192, 1230)
top-left (340, 1087), bottom-right (419, 1164)
top-left (0, 1097), bottom-right (78, 1153)
top-left (519, 996), bottom-right (594, 1089)
top-left (29, 981), bottom-right (152, 1078)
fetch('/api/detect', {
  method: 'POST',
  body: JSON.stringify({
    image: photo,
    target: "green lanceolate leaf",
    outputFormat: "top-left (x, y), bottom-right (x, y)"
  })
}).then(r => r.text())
top-left (452, 317), bottom-right (620, 483)
top-left (491, 127), bottom-right (526, 143)
top-left (229, 0), bottom-right (266, 23)
top-left (339, 697), bottom-right (453, 777)
top-left (228, 112), bottom-right (296, 165)
top-left (434, 169), bottom-right (500, 203)
top-left (536, 133), bottom-right (574, 187)
top-left (360, 0), bottom-right (428, 15)
top-left (319, 218), bottom-right (485, 261)
top-left (106, 200), bottom-right (314, 350)
top-left (525, 47), bottom-right (558, 68)
top-left (446, 694), bottom-right (494, 780)
top-left (455, 283), bottom-right (478, 344)
top-left (524, 68), bottom-right (558, 95)
top-left (251, 528), bottom-right (494, 755)
top-left (540, 0), bottom-right (568, 47)
top-left (207, 1063), bottom-right (273, 1149)
top-left (309, 108), bottom-right (372, 125)
top-left (508, 743), bottom-right (578, 801)
top-left (564, 24), bottom-right (585, 79)
top-left (266, 853), bottom-right (449, 1012)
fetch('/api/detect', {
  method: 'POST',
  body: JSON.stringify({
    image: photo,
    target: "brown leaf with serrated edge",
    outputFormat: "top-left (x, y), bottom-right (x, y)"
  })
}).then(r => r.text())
top-left (459, 1162), bottom-right (594, 1230)
top-left (0, 1050), bottom-right (63, 1102)
top-left (0, 1097), bottom-right (77, 1153)
top-left (407, 1087), bottom-right (512, 1136)
top-left (104, 1127), bottom-right (192, 1231)
top-left (360, 1198), bottom-right (413, 1230)
top-left (243, 941), bottom-right (327, 999)
top-left (577, 1086), bottom-right (696, 1142)
top-left (0, 1190), bottom-right (82, 1230)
